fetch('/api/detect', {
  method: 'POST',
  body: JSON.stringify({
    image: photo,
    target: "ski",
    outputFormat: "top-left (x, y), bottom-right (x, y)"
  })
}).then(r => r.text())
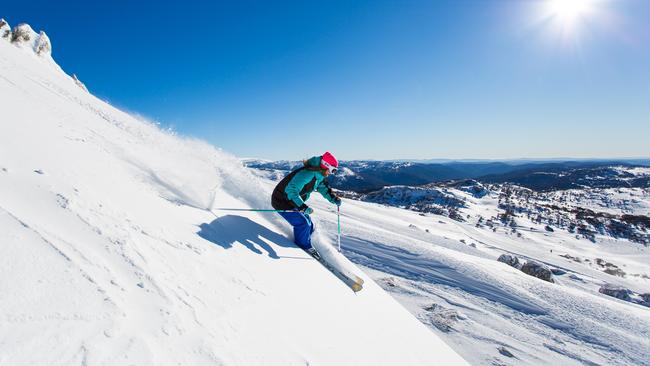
top-left (306, 249), bottom-right (364, 292)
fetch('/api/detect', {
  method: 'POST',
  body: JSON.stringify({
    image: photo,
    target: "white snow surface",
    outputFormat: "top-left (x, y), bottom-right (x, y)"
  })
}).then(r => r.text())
top-left (0, 32), bottom-right (467, 365)
top-left (253, 171), bottom-right (650, 364)
top-left (282, 182), bottom-right (650, 366)
top-left (325, 196), bottom-right (650, 366)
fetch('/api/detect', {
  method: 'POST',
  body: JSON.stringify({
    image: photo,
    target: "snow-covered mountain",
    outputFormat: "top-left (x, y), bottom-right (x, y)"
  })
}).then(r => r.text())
top-left (349, 181), bottom-right (650, 245)
top-left (246, 159), bottom-right (489, 192)
top-left (359, 184), bottom-right (469, 221)
top-left (266, 175), bottom-right (650, 365)
top-left (245, 159), bottom-right (650, 193)
top-left (483, 165), bottom-right (650, 191)
top-left (249, 170), bottom-right (650, 363)
top-left (0, 19), bottom-right (467, 365)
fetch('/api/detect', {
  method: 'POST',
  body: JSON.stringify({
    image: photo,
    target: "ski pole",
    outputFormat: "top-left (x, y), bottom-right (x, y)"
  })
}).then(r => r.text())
top-left (212, 208), bottom-right (295, 213)
top-left (337, 206), bottom-right (341, 252)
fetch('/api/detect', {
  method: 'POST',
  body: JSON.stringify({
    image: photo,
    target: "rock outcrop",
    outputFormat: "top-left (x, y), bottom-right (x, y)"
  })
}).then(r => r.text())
top-left (34, 30), bottom-right (51, 56)
top-left (598, 285), bottom-right (650, 308)
top-left (599, 284), bottom-right (632, 301)
top-left (497, 254), bottom-right (521, 269)
top-left (0, 19), bottom-right (10, 39)
top-left (498, 254), bottom-right (555, 283)
top-left (521, 261), bottom-right (554, 283)
top-left (11, 23), bottom-right (36, 44)
top-left (640, 293), bottom-right (650, 307)
top-left (5, 22), bottom-right (52, 58)
top-left (72, 74), bottom-right (89, 92)
top-left (1, 17), bottom-right (87, 91)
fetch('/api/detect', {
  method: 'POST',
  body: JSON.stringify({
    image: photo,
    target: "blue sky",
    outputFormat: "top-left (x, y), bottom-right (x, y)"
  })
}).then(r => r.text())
top-left (4, 0), bottom-right (649, 160)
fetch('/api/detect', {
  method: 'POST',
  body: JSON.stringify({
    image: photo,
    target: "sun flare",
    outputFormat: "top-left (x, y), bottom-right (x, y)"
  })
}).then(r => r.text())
top-left (539, 0), bottom-right (604, 42)
top-left (547, 0), bottom-right (596, 27)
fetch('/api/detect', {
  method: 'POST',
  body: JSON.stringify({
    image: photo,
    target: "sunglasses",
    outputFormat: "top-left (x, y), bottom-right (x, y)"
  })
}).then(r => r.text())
top-left (321, 160), bottom-right (338, 174)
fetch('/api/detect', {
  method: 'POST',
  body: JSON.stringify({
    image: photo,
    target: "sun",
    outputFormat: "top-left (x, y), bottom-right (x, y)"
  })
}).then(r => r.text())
top-left (546, 0), bottom-right (597, 30)
top-left (550, 0), bottom-right (591, 20)
top-left (549, 0), bottom-right (594, 23)
top-left (538, 0), bottom-right (605, 42)
top-left (525, 0), bottom-right (615, 49)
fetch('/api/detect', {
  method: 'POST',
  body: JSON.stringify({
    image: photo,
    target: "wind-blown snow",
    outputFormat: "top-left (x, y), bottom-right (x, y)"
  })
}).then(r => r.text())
top-left (0, 24), bottom-right (467, 365)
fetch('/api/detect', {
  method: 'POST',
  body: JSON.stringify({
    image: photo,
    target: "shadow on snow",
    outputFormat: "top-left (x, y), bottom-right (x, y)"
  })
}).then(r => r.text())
top-left (198, 214), bottom-right (296, 259)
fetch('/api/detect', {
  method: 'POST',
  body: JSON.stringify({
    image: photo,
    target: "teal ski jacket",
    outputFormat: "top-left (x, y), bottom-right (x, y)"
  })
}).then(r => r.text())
top-left (271, 156), bottom-right (338, 210)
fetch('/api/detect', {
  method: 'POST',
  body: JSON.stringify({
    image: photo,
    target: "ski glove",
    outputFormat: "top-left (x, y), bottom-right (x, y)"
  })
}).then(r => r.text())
top-left (298, 204), bottom-right (314, 215)
top-left (334, 197), bottom-right (342, 207)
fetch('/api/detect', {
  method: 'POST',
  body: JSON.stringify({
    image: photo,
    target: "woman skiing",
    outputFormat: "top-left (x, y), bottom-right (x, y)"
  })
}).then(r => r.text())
top-left (271, 152), bottom-right (342, 258)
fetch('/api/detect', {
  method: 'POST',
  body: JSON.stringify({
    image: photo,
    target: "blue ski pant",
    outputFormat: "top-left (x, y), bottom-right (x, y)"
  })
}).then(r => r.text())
top-left (278, 211), bottom-right (314, 250)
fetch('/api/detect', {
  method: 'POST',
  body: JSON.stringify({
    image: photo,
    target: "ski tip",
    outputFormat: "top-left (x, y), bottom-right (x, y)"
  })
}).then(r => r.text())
top-left (352, 283), bottom-right (363, 292)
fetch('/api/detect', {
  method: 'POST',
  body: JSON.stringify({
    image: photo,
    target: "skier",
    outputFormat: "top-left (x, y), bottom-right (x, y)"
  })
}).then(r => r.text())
top-left (272, 152), bottom-right (342, 258)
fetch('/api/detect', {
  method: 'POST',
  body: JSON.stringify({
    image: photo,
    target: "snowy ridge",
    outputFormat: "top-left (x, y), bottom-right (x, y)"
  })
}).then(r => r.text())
top-left (2, 21), bottom-right (53, 60)
top-left (0, 21), bottom-right (467, 365)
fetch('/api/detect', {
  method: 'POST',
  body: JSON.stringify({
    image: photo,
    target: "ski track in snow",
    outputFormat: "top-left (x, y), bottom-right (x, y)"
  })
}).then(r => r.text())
top-left (341, 236), bottom-right (548, 315)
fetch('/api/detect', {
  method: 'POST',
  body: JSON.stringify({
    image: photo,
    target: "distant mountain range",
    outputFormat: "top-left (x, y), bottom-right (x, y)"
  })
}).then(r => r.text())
top-left (246, 159), bottom-right (650, 245)
top-left (244, 159), bottom-right (650, 192)
top-left (482, 165), bottom-right (650, 191)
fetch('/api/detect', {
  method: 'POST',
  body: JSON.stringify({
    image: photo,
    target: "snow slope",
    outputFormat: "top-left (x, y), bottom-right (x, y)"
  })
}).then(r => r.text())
top-left (0, 23), bottom-right (467, 365)
top-left (291, 187), bottom-right (650, 365)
